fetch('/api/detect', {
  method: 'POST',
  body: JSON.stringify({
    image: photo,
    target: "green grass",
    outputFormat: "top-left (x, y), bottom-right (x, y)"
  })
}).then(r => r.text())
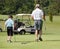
top-left (0, 15), bottom-right (60, 49)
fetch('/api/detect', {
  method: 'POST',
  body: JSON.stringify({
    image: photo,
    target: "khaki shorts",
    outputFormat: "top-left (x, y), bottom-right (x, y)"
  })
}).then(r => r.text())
top-left (34, 20), bottom-right (43, 30)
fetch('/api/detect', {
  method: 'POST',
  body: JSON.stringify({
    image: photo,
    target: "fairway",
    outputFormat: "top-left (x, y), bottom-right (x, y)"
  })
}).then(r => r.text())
top-left (0, 16), bottom-right (60, 49)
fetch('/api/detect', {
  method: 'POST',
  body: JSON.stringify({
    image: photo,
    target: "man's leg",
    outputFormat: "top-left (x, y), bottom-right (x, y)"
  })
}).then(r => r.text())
top-left (35, 30), bottom-right (39, 41)
top-left (38, 20), bottom-right (43, 41)
top-left (39, 30), bottom-right (42, 38)
top-left (39, 30), bottom-right (43, 41)
top-left (35, 30), bottom-right (38, 39)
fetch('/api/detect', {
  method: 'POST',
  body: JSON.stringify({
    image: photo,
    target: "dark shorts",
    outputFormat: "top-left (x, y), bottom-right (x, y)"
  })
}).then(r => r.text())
top-left (34, 20), bottom-right (43, 30)
top-left (7, 27), bottom-right (13, 36)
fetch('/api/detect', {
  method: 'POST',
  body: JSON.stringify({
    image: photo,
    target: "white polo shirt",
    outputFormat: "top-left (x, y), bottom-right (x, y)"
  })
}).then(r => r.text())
top-left (31, 8), bottom-right (43, 20)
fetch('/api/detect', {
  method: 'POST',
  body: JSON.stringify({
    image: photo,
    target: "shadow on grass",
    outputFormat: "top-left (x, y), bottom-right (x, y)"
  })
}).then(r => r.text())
top-left (45, 40), bottom-right (60, 42)
top-left (12, 39), bottom-right (60, 44)
top-left (13, 40), bottom-right (35, 44)
top-left (43, 33), bottom-right (54, 35)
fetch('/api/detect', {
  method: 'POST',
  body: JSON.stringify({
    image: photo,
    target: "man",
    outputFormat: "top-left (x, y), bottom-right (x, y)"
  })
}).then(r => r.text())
top-left (5, 15), bottom-right (14, 42)
top-left (31, 4), bottom-right (45, 41)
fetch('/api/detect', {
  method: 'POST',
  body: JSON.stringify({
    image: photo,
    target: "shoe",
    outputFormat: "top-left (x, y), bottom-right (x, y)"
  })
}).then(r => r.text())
top-left (9, 40), bottom-right (12, 43)
top-left (35, 39), bottom-right (39, 42)
top-left (39, 37), bottom-right (43, 41)
top-left (7, 40), bottom-right (12, 43)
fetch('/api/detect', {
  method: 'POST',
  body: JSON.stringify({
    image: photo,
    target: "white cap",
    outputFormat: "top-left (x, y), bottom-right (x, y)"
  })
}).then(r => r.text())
top-left (35, 4), bottom-right (40, 8)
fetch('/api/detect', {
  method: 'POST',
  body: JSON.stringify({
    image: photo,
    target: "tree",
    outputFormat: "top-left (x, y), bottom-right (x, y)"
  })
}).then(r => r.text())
top-left (0, 0), bottom-right (60, 15)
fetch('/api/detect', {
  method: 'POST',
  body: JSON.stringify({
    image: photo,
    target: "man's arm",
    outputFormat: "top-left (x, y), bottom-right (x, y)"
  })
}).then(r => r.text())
top-left (31, 16), bottom-right (34, 20)
top-left (43, 12), bottom-right (46, 21)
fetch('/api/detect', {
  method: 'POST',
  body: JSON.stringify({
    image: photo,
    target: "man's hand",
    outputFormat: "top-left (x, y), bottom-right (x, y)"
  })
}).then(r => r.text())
top-left (31, 16), bottom-right (34, 20)
top-left (43, 15), bottom-right (46, 21)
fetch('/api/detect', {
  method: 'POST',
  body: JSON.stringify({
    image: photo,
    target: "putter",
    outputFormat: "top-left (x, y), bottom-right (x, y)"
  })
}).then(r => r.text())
top-left (44, 21), bottom-right (46, 32)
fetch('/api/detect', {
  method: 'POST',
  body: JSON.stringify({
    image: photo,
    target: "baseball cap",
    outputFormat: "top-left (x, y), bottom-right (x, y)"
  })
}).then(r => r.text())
top-left (35, 4), bottom-right (40, 8)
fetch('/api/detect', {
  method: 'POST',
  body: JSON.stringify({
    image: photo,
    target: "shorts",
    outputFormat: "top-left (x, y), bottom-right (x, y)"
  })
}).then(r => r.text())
top-left (7, 27), bottom-right (13, 36)
top-left (34, 20), bottom-right (43, 30)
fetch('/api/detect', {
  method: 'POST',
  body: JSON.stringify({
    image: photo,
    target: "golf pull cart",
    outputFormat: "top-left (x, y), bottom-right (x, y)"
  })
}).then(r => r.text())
top-left (13, 14), bottom-right (35, 35)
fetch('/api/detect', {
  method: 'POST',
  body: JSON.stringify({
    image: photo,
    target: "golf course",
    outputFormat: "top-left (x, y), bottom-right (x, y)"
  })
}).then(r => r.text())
top-left (0, 15), bottom-right (60, 49)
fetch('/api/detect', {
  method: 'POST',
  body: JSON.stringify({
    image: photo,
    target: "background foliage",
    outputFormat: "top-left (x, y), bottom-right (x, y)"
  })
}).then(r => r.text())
top-left (0, 0), bottom-right (60, 15)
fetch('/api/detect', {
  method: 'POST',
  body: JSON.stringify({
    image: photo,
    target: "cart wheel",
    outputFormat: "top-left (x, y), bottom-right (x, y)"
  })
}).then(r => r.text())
top-left (19, 30), bottom-right (26, 35)
top-left (30, 32), bottom-right (35, 34)
top-left (0, 28), bottom-right (2, 32)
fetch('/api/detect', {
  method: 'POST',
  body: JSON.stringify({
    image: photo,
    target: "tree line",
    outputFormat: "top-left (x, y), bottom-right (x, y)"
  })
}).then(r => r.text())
top-left (0, 0), bottom-right (60, 15)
